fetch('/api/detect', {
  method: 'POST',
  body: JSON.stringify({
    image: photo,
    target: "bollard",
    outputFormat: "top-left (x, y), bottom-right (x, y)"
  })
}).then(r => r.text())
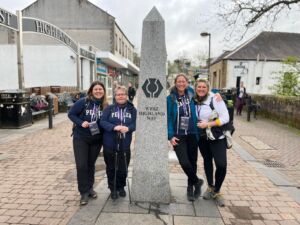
top-left (48, 97), bottom-right (53, 129)
top-left (246, 97), bottom-right (251, 122)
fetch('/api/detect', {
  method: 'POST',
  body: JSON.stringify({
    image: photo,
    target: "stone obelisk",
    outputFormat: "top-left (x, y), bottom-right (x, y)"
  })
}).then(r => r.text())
top-left (131, 7), bottom-right (170, 203)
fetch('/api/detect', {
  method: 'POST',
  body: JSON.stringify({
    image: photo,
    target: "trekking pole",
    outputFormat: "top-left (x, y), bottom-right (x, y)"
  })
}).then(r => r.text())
top-left (113, 145), bottom-right (118, 201)
top-left (118, 132), bottom-right (132, 204)
top-left (124, 149), bottom-right (131, 204)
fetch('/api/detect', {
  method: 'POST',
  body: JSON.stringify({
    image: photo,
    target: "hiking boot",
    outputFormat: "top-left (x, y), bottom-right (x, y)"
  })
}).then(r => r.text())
top-left (110, 190), bottom-right (118, 200)
top-left (80, 193), bottom-right (89, 205)
top-left (89, 189), bottom-right (97, 199)
top-left (213, 192), bottom-right (225, 207)
top-left (187, 185), bottom-right (194, 201)
top-left (118, 187), bottom-right (126, 197)
top-left (203, 186), bottom-right (214, 200)
top-left (194, 179), bottom-right (204, 199)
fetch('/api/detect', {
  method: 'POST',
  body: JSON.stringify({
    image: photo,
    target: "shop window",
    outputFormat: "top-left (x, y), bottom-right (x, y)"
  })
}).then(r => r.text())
top-left (115, 34), bottom-right (118, 52)
top-left (256, 77), bottom-right (261, 85)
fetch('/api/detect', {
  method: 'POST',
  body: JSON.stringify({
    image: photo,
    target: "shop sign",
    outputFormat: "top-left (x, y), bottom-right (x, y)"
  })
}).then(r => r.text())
top-left (96, 59), bottom-right (108, 74)
top-left (80, 48), bottom-right (95, 61)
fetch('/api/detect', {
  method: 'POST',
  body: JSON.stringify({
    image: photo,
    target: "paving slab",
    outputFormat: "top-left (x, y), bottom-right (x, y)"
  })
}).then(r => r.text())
top-left (103, 200), bottom-right (149, 214)
top-left (174, 216), bottom-right (224, 225)
top-left (95, 212), bottom-right (173, 225)
top-left (150, 203), bottom-right (195, 216)
top-left (193, 198), bottom-right (221, 218)
top-left (67, 194), bottom-right (108, 225)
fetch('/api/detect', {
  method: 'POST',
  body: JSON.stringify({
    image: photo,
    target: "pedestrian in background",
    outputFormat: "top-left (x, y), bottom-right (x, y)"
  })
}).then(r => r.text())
top-left (193, 78), bottom-right (230, 207)
top-left (236, 81), bottom-right (246, 115)
top-left (68, 81), bottom-right (108, 205)
top-left (127, 82), bottom-right (136, 102)
top-left (167, 73), bottom-right (203, 202)
top-left (100, 86), bottom-right (137, 200)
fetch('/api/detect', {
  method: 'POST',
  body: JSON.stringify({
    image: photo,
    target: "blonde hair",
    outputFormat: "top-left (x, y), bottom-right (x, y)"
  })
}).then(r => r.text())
top-left (195, 78), bottom-right (210, 91)
top-left (114, 85), bottom-right (128, 96)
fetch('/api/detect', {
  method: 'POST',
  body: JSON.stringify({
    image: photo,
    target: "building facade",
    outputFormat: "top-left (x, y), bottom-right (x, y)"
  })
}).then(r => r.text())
top-left (0, 0), bottom-right (139, 95)
top-left (210, 32), bottom-right (300, 94)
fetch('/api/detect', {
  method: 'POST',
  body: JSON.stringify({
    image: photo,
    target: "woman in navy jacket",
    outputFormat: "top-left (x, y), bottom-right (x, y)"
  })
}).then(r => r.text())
top-left (100, 85), bottom-right (137, 199)
top-left (68, 81), bottom-right (108, 205)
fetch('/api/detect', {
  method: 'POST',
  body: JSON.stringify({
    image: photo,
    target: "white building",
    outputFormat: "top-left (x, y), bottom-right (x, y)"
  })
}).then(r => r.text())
top-left (210, 31), bottom-right (300, 94)
top-left (0, 0), bottom-right (139, 93)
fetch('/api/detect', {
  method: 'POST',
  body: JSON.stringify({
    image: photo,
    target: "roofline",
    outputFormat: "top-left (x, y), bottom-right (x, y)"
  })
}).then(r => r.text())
top-left (114, 22), bottom-right (134, 48)
top-left (22, 0), bottom-right (115, 20)
top-left (224, 32), bottom-right (261, 59)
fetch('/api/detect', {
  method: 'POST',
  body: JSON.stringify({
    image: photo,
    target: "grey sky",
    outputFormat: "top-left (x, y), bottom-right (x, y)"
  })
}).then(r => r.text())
top-left (1, 0), bottom-right (300, 64)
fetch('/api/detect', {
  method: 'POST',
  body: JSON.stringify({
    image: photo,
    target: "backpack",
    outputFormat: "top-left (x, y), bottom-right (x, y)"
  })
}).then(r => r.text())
top-left (208, 96), bottom-right (235, 135)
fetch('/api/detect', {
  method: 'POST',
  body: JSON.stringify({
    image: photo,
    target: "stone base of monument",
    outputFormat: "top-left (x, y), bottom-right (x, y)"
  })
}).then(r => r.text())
top-left (67, 162), bottom-right (224, 225)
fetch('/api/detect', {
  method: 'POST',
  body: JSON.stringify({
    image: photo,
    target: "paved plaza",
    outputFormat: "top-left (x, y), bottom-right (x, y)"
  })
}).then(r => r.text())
top-left (0, 113), bottom-right (300, 225)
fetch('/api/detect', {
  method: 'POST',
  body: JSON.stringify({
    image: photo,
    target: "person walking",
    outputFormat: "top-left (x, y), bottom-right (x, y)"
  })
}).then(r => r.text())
top-left (236, 81), bottom-right (246, 115)
top-left (127, 82), bottom-right (136, 102)
top-left (68, 81), bottom-right (108, 205)
top-left (193, 78), bottom-right (230, 207)
top-left (100, 86), bottom-right (137, 200)
top-left (167, 73), bottom-right (203, 201)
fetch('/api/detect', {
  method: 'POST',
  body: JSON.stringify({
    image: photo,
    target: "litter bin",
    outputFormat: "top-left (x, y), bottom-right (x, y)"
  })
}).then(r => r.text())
top-left (0, 90), bottom-right (32, 128)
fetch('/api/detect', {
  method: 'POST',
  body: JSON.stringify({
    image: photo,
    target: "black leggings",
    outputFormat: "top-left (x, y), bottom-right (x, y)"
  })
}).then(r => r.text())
top-left (198, 138), bottom-right (227, 192)
top-left (73, 136), bottom-right (102, 195)
top-left (103, 147), bottom-right (131, 190)
top-left (173, 134), bottom-right (199, 186)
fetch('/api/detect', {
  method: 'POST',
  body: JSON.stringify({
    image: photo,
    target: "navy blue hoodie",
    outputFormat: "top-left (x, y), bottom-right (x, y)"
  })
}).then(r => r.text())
top-left (100, 101), bottom-right (137, 150)
top-left (68, 97), bottom-right (104, 139)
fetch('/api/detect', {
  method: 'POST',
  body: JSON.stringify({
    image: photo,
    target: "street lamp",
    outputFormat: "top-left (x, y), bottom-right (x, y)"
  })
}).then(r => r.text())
top-left (200, 32), bottom-right (211, 82)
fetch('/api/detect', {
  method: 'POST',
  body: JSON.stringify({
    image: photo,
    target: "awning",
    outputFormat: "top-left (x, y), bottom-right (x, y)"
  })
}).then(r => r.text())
top-left (125, 59), bottom-right (140, 74)
top-left (96, 51), bottom-right (127, 68)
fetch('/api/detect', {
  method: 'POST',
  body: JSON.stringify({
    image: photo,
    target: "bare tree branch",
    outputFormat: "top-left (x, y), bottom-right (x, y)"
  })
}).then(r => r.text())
top-left (216, 0), bottom-right (300, 40)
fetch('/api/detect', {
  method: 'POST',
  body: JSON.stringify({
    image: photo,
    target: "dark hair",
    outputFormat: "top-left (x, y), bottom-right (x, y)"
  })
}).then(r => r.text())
top-left (87, 81), bottom-right (108, 108)
top-left (174, 73), bottom-right (188, 84)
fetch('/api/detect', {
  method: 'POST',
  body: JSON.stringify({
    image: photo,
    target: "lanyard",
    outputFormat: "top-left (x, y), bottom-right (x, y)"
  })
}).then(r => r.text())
top-left (117, 107), bottom-right (127, 125)
top-left (91, 104), bottom-right (100, 122)
top-left (196, 105), bottom-right (201, 119)
top-left (179, 95), bottom-right (190, 117)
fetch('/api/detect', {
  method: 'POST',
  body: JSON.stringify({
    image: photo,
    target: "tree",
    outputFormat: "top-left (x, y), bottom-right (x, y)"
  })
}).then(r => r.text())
top-left (217, 0), bottom-right (300, 39)
top-left (270, 56), bottom-right (300, 96)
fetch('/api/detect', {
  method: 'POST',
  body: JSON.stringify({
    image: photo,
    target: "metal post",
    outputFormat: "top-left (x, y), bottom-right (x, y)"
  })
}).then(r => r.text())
top-left (208, 34), bottom-right (211, 82)
top-left (76, 43), bottom-right (81, 91)
top-left (16, 11), bottom-right (24, 90)
top-left (48, 97), bottom-right (53, 129)
top-left (89, 46), bottom-right (95, 83)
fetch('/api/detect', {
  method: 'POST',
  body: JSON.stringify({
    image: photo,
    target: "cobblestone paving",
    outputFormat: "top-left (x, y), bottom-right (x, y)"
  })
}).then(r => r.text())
top-left (0, 121), bottom-right (103, 225)
top-left (233, 113), bottom-right (300, 188)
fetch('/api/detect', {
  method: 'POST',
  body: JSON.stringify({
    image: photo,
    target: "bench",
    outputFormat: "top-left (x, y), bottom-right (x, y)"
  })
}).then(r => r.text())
top-left (32, 109), bottom-right (49, 121)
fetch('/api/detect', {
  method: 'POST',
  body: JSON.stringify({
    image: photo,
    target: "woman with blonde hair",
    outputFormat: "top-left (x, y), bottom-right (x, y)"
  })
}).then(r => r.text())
top-left (100, 86), bottom-right (137, 200)
top-left (193, 78), bottom-right (230, 207)
top-left (167, 73), bottom-right (203, 201)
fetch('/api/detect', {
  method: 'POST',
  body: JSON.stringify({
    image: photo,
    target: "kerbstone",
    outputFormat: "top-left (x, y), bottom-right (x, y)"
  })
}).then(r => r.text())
top-left (131, 7), bottom-right (170, 203)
